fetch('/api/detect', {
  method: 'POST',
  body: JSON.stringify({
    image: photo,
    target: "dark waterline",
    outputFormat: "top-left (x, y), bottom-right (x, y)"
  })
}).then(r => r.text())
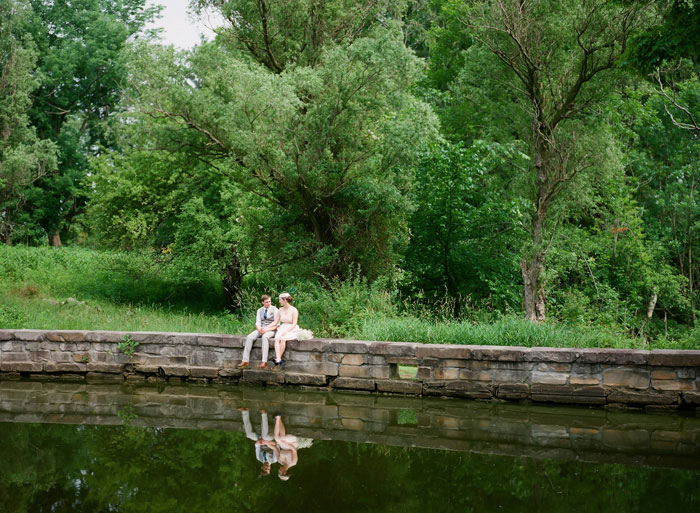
top-left (0, 380), bottom-right (699, 512)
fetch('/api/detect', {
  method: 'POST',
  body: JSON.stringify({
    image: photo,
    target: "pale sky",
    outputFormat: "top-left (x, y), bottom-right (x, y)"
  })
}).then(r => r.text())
top-left (145, 0), bottom-right (224, 49)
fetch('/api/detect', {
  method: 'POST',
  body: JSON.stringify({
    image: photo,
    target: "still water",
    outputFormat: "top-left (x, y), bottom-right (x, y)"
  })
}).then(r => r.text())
top-left (0, 380), bottom-right (699, 512)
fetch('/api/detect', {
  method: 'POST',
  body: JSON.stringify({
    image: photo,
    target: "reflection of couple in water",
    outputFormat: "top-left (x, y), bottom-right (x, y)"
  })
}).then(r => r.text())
top-left (241, 408), bottom-right (313, 480)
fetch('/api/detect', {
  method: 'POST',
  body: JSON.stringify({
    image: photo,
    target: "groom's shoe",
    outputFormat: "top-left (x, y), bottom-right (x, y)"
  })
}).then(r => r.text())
top-left (237, 361), bottom-right (250, 368)
top-left (259, 362), bottom-right (268, 369)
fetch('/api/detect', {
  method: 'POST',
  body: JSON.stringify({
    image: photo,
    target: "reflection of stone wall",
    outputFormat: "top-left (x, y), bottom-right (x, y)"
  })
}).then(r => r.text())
top-left (1, 329), bottom-right (700, 409)
top-left (1, 381), bottom-right (699, 469)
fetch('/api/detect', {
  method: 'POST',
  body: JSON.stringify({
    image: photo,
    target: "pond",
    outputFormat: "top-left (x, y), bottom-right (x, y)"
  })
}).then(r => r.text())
top-left (0, 380), bottom-right (699, 512)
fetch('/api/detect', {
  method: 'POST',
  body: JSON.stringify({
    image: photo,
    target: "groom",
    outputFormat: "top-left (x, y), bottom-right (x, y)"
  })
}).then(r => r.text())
top-left (239, 294), bottom-right (278, 369)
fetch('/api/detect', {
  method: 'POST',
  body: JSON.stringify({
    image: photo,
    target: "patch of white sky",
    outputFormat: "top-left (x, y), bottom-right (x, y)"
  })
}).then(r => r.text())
top-left (144, 0), bottom-right (225, 49)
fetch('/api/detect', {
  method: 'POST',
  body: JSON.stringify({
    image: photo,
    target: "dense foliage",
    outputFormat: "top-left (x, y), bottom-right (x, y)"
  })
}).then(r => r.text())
top-left (1, 0), bottom-right (699, 345)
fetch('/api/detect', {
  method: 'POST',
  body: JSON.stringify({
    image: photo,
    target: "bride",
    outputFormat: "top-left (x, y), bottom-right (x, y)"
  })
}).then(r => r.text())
top-left (273, 292), bottom-right (312, 366)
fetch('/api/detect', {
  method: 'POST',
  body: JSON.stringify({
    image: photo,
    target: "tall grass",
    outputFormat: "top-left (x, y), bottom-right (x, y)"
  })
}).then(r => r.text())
top-left (356, 316), bottom-right (700, 350)
top-left (1, 246), bottom-right (698, 349)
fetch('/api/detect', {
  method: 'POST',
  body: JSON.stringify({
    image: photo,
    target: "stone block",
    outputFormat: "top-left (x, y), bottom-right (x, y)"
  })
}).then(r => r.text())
top-left (327, 354), bottom-right (343, 363)
top-left (286, 351), bottom-right (312, 362)
top-left (416, 367), bottom-right (431, 379)
top-left (285, 373), bottom-right (327, 386)
top-left (415, 344), bottom-right (472, 359)
top-left (87, 363), bottom-right (124, 374)
top-left (72, 352), bottom-right (91, 363)
top-left (218, 368), bottom-right (242, 378)
top-left (160, 366), bottom-right (190, 377)
top-left (648, 350), bottom-right (700, 367)
top-left (470, 346), bottom-right (530, 362)
top-left (58, 331), bottom-right (90, 343)
top-left (190, 351), bottom-right (223, 367)
top-left (281, 362), bottom-right (338, 376)
top-left (443, 380), bottom-right (492, 399)
top-left (531, 372), bottom-right (568, 385)
top-left (570, 376), bottom-right (601, 385)
top-left (370, 365), bottom-right (391, 379)
top-left (86, 372), bottom-right (124, 383)
top-left (368, 342), bottom-right (416, 356)
top-left (603, 369), bottom-right (650, 389)
top-left (30, 350), bottom-right (51, 362)
top-left (342, 354), bottom-right (365, 366)
top-left (535, 362), bottom-right (572, 373)
top-left (652, 370), bottom-right (677, 380)
top-left (240, 370), bottom-right (284, 384)
top-left (0, 352), bottom-right (29, 362)
top-left (190, 367), bottom-right (219, 378)
top-left (332, 377), bottom-right (376, 391)
top-left (677, 368), bottom-right (697, 379)
top-left (0, 331), bottom-right (14, 341)
top-left (497, 383), bottom-right (529, 399)
top-left (491, 369), bottom-right (530, 383)
top-left (161, 345), bottom-right (195, 357)
top-left (419, 357), bottom-right (440, 368)
top-left (90, 331), bottom-right (129, 343)
top-left (145, 356), bottom-right (170, 366)
top-left (652, 380), bottom-right (696, 392)
top-left (168, 334), bottom-right (199, 345)
top-left (329, 340), bottom-right (370, 354)
top-left (607, 390), bottom-right (678, 405)
top-left (43, 362), bottom-right (86, 373)
top-left (440, 359), bottom-right (469, 368)
top-left (133, 365), bottom-right (160, 374)
top-left (125, 374), bottom-right (146, 383)
top-left (196, 334), bottom-right (241, 348)
top-left (433, 368), bottom-right (459, 380)
top-left (1, 362), bottom-right (42, 372)
top-left (459, 369), bottom-right (492, 381)
top-left (385, 356), bottom-right (419, 365)
top-left (375, 380), bottom-right (422, 395)
top-left (288, 339), bottom-right (331, 352)
top-left (13, 330), bottom-right (45, 341)
top-left (578, 348), bottom-right (648, 365)
top-left (339, 365), bottom-right (372, 378)
top-left (367, 355), bottom-right (387, 365)
top-left (129, 332), bottom-right (172, 344)
top-left (681, 392), bottom-right (700, 405)
top-left (527, 348), bottom-right (580, 363)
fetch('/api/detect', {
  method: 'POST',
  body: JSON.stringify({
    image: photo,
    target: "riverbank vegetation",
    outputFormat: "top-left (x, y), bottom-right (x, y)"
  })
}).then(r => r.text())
top-left (1, 0), bottom-right (699, 349)
top-left (1, 246), bottom-right (696, 349)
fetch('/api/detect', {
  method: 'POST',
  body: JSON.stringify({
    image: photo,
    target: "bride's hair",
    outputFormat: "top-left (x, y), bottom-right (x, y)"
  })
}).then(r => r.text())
top-left (279, 292), bottom-right (293, 303)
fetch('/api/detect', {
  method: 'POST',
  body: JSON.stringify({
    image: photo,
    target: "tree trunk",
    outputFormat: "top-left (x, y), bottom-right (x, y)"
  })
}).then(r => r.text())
top-left (522, 141), bottom-right (549, 323)
top-left (521, 253), bottom-right (546, 322)
top-left (49, 230), bottom-right (62, 247)
top-left (223, 251), bottom-right (243, 312)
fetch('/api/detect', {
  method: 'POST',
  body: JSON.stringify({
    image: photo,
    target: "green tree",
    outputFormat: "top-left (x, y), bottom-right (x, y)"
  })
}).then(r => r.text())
top-left (453, 0), bottom-right (650, 321)
top-left (405, 141), bottom-right (528, 315)
top-left (10, 0), bottom-right (158, 246)
top-left (95, 5), bottom-right (438, 307)
top-left (0, 0), bottom-right (58, 244)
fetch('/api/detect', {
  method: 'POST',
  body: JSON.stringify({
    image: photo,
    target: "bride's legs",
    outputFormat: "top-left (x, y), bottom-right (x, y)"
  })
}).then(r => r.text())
top-left (274, 337), bottom-right (287, 363)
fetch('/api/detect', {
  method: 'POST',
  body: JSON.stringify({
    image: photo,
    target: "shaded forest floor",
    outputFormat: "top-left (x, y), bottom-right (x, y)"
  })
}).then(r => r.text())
top-left (1, 246), bottom-right (697, 350)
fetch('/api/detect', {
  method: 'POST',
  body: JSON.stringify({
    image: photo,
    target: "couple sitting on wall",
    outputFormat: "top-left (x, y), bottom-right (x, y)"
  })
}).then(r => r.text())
top-left (238, 293), bottom-right (313, 369)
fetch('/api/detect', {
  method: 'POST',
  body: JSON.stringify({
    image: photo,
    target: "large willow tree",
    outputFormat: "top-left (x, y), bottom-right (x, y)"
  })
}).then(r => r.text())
top-left (92, 1), bottom-right (437, 308)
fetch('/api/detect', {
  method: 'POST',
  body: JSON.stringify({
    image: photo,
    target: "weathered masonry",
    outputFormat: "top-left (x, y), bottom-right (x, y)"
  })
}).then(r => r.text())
top-left (1, 329), bottom-right (699, 410)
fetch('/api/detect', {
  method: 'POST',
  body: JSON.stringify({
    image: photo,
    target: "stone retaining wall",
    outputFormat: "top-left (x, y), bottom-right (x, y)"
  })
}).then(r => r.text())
top-left (1, 329), bottom-right (700, 410)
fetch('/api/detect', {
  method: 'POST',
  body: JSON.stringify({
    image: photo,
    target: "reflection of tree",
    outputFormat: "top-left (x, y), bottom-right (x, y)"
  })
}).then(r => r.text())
top-left (0, 423), bottom-right (698, 512)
